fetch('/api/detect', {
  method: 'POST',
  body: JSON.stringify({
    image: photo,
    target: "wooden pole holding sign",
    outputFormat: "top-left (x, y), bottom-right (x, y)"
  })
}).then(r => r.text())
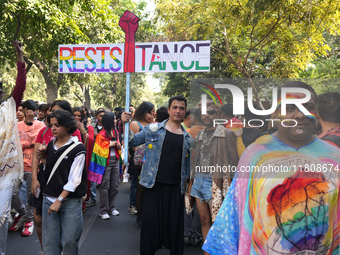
top-left (119, 10), bottom-right (140, 165)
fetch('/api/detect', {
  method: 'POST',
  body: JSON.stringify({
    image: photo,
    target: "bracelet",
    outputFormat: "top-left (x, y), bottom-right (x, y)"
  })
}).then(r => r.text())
top-left (82, 131), bottom-right (87, 135)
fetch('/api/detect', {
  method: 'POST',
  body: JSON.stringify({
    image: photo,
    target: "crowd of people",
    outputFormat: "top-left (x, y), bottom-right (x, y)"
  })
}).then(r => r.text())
top-left (1, 41), bottom-right (340, 255)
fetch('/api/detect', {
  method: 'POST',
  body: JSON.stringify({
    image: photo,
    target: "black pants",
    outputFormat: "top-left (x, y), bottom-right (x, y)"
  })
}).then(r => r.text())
top-left (184, 204), bottom-right (202, 238)
top-left (140, 182), bottom-right (184, 255)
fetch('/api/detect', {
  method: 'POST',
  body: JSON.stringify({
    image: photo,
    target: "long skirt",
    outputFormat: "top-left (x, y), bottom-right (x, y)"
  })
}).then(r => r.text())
top-left (140, 182), bottom-right (184, 255)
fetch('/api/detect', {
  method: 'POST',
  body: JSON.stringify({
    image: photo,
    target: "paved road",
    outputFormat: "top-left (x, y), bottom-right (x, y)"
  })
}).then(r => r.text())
top-left (6, 182), bottom-right (203, 255)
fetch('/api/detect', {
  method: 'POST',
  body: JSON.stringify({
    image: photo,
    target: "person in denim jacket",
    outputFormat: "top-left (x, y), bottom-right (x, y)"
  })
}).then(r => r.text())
top-left (122, 95), bottom-right (193, 255)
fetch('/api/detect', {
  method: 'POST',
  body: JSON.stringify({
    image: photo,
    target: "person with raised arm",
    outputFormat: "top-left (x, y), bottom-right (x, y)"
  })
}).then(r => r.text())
top-left (0, 41), bottom-right (26, 255)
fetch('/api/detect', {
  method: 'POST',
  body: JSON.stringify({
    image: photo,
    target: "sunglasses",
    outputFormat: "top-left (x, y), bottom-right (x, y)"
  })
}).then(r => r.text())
top-left (205, 110), bottom-right (217, 115)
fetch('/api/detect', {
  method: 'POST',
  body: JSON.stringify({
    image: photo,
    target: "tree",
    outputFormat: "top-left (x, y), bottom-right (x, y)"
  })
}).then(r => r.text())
top-left (0, 0), bottom-right (123, 103)
top-left (155, 0), bottom-right (340, 103)
top-left (90, 72), bottom-right (145, 109)
top-left (299, 33), bottom-right (340, 94)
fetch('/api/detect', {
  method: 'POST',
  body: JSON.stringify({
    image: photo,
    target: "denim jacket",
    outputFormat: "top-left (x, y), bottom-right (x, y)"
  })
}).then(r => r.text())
top-left (128, 119), bottom-right (193, 194)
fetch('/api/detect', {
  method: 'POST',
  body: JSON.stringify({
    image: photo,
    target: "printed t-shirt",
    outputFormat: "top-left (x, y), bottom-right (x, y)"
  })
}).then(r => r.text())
top-left (203, 135), bottom-right (340, 255)
top-left (18, 120), bottom-right (45, 172)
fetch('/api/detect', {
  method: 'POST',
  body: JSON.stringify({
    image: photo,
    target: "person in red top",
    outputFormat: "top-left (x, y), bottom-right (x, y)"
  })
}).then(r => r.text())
top-left (317, 92), bottom-right (340, 148)
top-left (73, 107), bottom-right (96, 209)
top-left (30, 100), bottom-right (82, 253)
top-left (10, 100), bottom-right (45, 236)
top-left (0, 41), bottom-right (26, 255)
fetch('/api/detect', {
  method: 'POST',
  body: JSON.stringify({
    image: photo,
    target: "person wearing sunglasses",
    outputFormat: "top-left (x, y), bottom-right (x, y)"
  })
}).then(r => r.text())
top-left (187, 101), bottom-right (239, 255)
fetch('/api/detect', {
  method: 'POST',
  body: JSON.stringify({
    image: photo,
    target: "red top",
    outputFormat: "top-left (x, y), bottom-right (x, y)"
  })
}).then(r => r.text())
top-left (86, 125), bottom-right (95, 170)
top-left (36, 126), bottom-right (83, 145)
top-left (13, 61), bottom-right (26, 110)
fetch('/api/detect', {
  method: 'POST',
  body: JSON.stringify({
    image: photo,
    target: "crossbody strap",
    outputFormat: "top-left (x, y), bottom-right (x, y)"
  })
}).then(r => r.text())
top-left (321, 134), bottom-right (340, 148)
top-left (42, 127), bottom-right (50, 138)
top-left (46, 142), bottom-right (81, 185)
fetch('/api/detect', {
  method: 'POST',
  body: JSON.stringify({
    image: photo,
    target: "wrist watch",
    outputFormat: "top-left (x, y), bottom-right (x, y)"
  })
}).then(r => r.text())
top-left (58, 196), bottom-right (64, 202)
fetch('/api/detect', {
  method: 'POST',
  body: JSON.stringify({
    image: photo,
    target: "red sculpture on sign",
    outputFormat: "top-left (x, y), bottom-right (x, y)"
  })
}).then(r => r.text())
top-left (119, 10), bottom-right (140, 73)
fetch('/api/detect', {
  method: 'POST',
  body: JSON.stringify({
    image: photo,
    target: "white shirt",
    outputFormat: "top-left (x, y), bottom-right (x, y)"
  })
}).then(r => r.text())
top-left (46, 137), bottom-right (85, 203)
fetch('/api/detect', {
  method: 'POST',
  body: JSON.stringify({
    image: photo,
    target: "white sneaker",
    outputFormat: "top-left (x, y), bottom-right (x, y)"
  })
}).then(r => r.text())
top-left (99, 213), bottom-right (110, 220)
top-left (111, 209), bottom-right (119, 216)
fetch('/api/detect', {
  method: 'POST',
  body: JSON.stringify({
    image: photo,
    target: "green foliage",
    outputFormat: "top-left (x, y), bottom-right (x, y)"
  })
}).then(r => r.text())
top-left (155, 0), bottom-right (340, 101)
top-left (0, 63), bottom-right (47, 102)
top-left (0, 0), bottom-right (123, 65)
top-left (0, 0), bottom-right (158, 107)
top-left (299, 34), bottom-right (340, 94)
top-left (90, 72), bottom-right (144, 109)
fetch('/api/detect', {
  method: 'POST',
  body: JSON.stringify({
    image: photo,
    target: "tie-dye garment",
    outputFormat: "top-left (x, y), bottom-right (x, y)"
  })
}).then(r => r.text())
top-left (203, 135), bottom-right (340, 255)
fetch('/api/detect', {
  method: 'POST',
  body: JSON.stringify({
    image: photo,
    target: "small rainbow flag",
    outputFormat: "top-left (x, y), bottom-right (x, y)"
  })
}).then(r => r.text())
top-left (88, 133), bottom-right (110, 184)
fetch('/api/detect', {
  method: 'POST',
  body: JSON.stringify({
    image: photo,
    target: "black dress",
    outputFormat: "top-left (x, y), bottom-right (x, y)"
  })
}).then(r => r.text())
top-left (140, 130), bottom-right (184, 255)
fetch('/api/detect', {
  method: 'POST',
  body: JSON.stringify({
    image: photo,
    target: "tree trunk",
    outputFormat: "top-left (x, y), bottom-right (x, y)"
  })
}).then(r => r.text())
top-left (39, 68), bottom-right (57, 103)
top-left (34, 61), bottom-right (58, 103)
top-left (246, 77), bottom-right (261, 107)
top-left (45, 80), bottom-right (58, 103)
top-left (85, 85), bottom-right (91, 109)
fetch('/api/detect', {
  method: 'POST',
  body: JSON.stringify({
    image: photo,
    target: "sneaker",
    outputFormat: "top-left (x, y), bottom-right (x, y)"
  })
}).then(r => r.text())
top-left (9, 215), bottom-right (26, 232)
top-left (39, 250), bottom-right (43, 255)
top-left (99, 213), bottom-right (110, 220)
top-left (22, 221), bottom-right (34, 236)
top-left (85, 200), bottom-right (97, 207)
top-left (111, 209), bottom-right (119, 216)
top-left (127, 205), bottom-right (138, 215)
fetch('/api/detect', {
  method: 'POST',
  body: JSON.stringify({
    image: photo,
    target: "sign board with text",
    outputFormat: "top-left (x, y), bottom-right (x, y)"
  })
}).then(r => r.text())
top-left (58, 41), bottom-right (210, 73)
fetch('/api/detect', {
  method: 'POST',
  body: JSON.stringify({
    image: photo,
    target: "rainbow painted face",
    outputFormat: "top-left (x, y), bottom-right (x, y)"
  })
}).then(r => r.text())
top-left (276, 92), bottom-right (317, 142)
top-left (277, 93), bottom-right (317, 125)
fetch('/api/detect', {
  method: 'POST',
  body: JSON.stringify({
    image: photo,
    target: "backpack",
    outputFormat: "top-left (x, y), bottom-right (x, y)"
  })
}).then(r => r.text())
top-left (133, 144), bottom-right (145, 165)
top-left (321, 134), bottom-right (340, 148)
top-left (133, 121), bottom-right (145, 166)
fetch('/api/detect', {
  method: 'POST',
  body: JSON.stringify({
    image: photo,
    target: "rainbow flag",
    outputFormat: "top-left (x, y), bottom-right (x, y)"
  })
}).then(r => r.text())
top-left (88, 132), bottom-right (110, 184)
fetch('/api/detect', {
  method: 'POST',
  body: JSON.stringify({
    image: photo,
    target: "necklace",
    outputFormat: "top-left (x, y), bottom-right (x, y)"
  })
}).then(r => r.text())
top-left (199, 129), bottom-right (214, 167)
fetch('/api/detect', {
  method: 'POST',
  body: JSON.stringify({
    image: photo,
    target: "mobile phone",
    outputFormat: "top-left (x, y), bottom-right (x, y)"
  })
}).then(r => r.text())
top-left (36, 187), bottom-right (40, 198)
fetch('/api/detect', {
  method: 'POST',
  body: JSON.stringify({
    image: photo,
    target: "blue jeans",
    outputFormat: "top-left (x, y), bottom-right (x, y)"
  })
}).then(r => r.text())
top-left (89, 181), bottom-right (97, 202)
top-left (19, 180), bottom-right (27, 206)
top-left (42, 197), bottom-right (83, 255)
top-left (0, 183), bottom-right (13, 255)
top-left (130, 175), bottom-right (137, 206)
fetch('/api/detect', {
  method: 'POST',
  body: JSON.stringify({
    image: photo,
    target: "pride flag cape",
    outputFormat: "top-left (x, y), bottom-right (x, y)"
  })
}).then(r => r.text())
top-left (88, 132), bottom-right (110, 184)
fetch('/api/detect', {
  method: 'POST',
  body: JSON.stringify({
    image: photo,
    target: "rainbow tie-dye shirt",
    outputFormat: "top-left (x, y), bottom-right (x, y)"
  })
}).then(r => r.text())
top-left (203, 135), bottom-right (340, 255)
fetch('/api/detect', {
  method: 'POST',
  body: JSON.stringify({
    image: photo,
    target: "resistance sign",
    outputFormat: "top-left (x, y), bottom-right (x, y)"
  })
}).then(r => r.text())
top-left (59, 41), bottom-right (210, 73)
